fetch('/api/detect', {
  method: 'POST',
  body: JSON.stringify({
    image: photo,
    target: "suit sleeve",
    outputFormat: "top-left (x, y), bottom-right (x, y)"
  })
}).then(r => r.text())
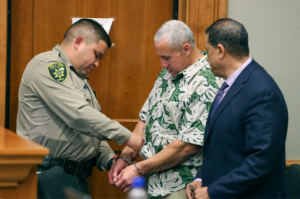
top-left (207, 89), bottom-right (288, 198)
top-left (195, 168), bottom-right (202, 179)
top-left (29, 62), bottom-right (131, 145)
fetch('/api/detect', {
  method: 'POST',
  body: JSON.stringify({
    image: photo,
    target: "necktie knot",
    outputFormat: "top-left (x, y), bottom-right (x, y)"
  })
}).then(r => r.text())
top-left (219, 82), bottom-right (229, 92)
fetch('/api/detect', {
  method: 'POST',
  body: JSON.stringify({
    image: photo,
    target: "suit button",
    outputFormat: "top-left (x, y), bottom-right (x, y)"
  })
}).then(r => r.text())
top-left (203, 158), bottom-right (207, 161)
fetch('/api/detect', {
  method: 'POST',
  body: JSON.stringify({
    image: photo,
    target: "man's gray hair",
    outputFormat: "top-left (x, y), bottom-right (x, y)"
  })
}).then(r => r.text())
top-left (154, 20), bottom-right (196, 51)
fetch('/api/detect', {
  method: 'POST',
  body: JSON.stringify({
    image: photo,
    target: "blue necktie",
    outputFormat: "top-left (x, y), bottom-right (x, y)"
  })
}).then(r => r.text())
top-left (210, 82), bottom-right (229, 118)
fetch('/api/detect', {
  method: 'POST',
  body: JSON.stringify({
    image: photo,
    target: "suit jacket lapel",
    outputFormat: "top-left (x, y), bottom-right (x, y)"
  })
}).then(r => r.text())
top-left (205, 97), bottom-right (215, 129)
top-left (204, 60), bottom-right (259, 144)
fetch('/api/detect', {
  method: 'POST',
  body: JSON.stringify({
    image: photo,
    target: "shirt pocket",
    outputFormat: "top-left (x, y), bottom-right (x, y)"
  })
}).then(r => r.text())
top-left (83, 89), bottom-right (93, 106)
top-left (76, 88), bottom-right (92, 104)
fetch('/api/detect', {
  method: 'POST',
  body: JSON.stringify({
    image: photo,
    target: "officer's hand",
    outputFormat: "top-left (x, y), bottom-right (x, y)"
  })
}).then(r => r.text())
top-left (115, 164), bottom-right (140, 192)
top-left (185, 181), bottom-right (202, 199)
top-left (108, 155), bottom-right (129, 185)
top-left (125, 133), bottom-right (144, 158)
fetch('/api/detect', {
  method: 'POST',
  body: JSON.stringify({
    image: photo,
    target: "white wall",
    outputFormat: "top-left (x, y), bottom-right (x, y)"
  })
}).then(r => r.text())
top-left (228, 0), bottom-right (300, 159)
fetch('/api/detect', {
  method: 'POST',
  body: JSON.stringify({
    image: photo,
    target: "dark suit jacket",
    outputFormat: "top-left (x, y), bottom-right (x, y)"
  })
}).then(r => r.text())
top-left (196, 59), bottom-right (290, 198)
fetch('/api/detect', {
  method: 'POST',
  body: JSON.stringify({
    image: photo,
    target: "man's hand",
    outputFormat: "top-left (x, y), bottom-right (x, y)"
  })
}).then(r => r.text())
top-left (108, 155), bottom-right (129, 185)
top-left (194, 187), bottom-right (210, 199)
top-left (125, 133), bottom-right (144, 158)
top-left (115, 164), bottom-right (140, 192)
top-left (185, 181), bottom-right (202, 199)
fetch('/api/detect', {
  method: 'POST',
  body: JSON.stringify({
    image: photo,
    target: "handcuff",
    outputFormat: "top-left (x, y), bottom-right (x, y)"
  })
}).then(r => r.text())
top-left (116, 155), bottom-right (143, 176)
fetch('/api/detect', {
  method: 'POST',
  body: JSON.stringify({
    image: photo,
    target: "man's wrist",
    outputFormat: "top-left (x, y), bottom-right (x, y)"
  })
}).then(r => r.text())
top-left (136, 161), bottom-right (147, 176)
top-left (116, 155), bottom-right (133, 165)
top-left (134, 162), bottom-right (143, 176)
top-left (120, 151), bottom-right (134, 161)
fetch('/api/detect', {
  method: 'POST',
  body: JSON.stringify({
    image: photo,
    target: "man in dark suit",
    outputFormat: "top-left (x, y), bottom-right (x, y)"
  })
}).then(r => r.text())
top-left (185, 18), bottom-right (290, 199)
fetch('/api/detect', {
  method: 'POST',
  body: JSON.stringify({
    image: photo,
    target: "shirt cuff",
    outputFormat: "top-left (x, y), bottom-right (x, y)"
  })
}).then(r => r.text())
top-left (107, 158), bottom-right (114, 171)
top-left (194, 178), bottom-right (202, 182)
top-left (96, 151), bottom-right (115, 171)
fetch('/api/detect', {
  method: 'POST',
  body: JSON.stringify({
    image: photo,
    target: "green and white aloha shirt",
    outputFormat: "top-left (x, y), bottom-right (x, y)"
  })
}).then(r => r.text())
top-left (139, 55), bottom-right (223, 197)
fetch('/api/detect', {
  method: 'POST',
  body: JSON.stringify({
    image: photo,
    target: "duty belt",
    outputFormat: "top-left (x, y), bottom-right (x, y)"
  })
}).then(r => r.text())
top-left (39, 155), bottom-right (94, 178)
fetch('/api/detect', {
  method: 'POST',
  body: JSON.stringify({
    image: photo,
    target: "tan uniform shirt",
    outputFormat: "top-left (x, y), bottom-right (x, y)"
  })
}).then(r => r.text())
top-left (17, 44), bottom-right (131, 170)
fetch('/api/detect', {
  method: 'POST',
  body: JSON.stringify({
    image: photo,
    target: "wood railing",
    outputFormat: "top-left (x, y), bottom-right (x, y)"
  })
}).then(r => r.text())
top-left (286, 160), bottom-right (300, 168)
top-left (0, 126), bottom-right (49, 198)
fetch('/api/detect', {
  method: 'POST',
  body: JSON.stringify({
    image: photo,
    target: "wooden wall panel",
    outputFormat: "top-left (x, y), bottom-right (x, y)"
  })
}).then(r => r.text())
top-left (108, 120), bottom-right (139, 151)
top-left (87, 170), bottom-right (124, 199)
top-left (178, 0), bottom-right (187, 24)
top-left (197, 0), bottom-right (215, 51)
top-left (188, 0), bottom-right (199, 43)
top-left (146, 0), bottom-right (173, 94)
top-left (214, 0), bottom-right (228, 20)
top-left (178, 0), bottom-right (228, 51)
top-left (33, 0), bottom-right (77, 55)
top-left (9, 0), bottom-right (34, 132)
top-left (0, 0), bottom-right (7, 127)
top-left (90, 0), bottom-right (149, 119)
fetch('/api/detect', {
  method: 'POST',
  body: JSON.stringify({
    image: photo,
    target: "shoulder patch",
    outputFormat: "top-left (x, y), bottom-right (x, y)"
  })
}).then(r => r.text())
top-left (47, 62), bottom-right (68, 83)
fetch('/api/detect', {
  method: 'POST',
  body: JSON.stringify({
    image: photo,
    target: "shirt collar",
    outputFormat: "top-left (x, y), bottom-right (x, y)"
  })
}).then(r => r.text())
top-left (225, 57), bottom-right (252, 87)
top-left (52, 44), bottom-right (89, 80)
top-left (52, 44), bottom-right (73, 67)
top-left (173, 55), bottom-right (207, 83)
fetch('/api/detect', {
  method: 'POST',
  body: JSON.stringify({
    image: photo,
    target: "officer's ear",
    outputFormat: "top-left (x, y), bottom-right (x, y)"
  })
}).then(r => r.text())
top-left (74, 36), bottom-right (84, 50)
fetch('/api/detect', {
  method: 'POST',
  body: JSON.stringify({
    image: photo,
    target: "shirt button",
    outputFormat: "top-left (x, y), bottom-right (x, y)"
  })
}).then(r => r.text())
top-left (203, 158), bottom-right (207, 161)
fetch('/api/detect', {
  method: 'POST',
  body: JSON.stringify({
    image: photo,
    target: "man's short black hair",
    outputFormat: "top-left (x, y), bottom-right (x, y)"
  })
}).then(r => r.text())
top-left (205, 18), bottom-right (249, 59)
top-left (64, 18), bottom-right (111, 48)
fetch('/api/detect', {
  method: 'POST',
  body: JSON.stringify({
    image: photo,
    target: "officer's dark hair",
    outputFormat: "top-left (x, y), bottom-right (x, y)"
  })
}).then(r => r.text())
top-left (205, 18), bottom-right (249, 59)
top-left (63, 18), bottom-right (111, 48)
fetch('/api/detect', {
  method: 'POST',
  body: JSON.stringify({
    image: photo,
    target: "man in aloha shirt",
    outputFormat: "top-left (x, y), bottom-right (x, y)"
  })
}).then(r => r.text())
top-left (110, 20), bottom-right (223, 198)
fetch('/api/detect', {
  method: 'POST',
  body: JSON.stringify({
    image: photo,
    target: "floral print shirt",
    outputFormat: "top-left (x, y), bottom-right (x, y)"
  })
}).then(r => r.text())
top-left (139, 55), bottom-right (223, 197)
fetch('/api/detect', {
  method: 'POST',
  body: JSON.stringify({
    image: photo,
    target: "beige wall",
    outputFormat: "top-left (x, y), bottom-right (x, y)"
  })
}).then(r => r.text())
top-left (228, 0), bottom-right (300, 159)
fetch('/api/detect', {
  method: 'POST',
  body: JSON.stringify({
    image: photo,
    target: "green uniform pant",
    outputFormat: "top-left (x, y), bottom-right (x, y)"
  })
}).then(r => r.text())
top-left (38, 166), bottom-right (89, 199)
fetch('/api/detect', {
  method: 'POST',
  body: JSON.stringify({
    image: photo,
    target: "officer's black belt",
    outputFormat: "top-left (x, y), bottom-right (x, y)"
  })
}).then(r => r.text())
top-left (39, 155), bottom-right (94, 178)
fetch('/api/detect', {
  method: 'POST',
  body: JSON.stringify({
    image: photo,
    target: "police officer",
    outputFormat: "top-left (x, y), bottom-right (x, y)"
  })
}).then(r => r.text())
top-left (17, 19), bottom-right (143, 198)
